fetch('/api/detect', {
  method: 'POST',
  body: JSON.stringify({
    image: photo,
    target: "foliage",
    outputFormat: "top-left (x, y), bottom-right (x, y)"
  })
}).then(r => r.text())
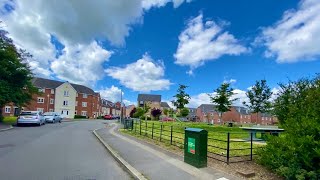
top-left (257, 76), bottom-right (320, 180)
top-left (3, 116), bottom-right (17, 125)
top-left (133, 107), bottom-right (144, 118)
top-left (209, 83), bottom-right (237, 123)
top-left (180, 107), bottom-right (189, 117)
top-left (243, 80), bottom-right (272, 123)
top-left (163, 108), bottom-right (169, 116)
top-left (140, 116), bottom-right (151, 120)
top-left (130, 107), bottom-right (136, 118)
top-left (151, 108), bottom-right (162, 120)
top-left (171, 84), bottom-right (190, 110)
top-left (74, 115), bottom-right (87, 119)
top-left (0, 29), bottom-right (37, 121)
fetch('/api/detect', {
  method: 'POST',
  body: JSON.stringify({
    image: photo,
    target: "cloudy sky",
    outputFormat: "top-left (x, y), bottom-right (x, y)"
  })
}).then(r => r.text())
top-left (1, 0), bottom-right (319, 107)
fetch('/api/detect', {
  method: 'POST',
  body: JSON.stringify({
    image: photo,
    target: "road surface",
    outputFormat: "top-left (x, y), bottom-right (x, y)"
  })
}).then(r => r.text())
top-left (0, 120), bottom-right (131, 180)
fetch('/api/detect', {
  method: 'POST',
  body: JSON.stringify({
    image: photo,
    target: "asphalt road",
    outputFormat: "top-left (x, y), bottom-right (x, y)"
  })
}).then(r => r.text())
top-left (0, 120), bottom-right (131, 180)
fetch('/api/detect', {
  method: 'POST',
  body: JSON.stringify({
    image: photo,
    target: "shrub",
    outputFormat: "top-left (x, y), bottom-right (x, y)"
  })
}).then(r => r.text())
top-left (74, 115), bottom-right (87, 119)
top-left (180, 107), bottom-right (189, 117)
top-left (133, 107), bottom-right (144, 118)
top-left (140, 116), bottom-right (151, 120)
top-left (257, 76), bottom-right (320, 180)
top-left (151, 108), bottom-right (162, 120)
top-left (130, 107), bottom-right (136, 118)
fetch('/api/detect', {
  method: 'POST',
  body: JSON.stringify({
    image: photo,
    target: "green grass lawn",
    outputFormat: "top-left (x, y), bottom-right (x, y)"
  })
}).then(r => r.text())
top-left (124, 120), bottom-right (265, 158)
top-left (2, 116), bottom-right (17, 125)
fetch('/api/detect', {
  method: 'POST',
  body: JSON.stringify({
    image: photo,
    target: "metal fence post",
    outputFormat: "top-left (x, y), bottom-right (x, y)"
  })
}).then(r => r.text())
top-left (250, 132), bottom-right (253, 161)
top-left (152, 123), bottom-right (154, 139)
top-left (145, 121), bottom-right (148, 136)
top-left (227, 132), bottom-right (230, 164)
top-left (135, 121), bottom-right (137, 133)
top-left (140, 120), bottom-right (142, 135)
top-left (160, 124), bottom-right (163, 142)
top-left (170, 126), bottom-right (173, 145)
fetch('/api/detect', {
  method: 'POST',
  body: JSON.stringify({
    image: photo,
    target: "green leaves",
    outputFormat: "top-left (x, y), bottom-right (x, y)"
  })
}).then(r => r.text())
top-left (209, 83), bottom-right (237, 116)
top-left (171, 84), bottom-right (190, 110)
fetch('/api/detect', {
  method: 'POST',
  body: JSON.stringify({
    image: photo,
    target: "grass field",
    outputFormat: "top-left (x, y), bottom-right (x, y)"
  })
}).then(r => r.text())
top-left (123, 120), bottom-right (265, 159)
top-left (2, 116), bottom-right (17, 125)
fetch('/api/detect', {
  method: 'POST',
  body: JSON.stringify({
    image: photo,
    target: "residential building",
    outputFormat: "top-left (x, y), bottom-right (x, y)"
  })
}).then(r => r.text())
top-left (125, 105), bottom-right (135, 118)
top-left (5, 77), bottom-right (102, 119)
top-left (137, 94), bottom-right (162, 116)
top-left (186, 108), bottom-right (197, 121)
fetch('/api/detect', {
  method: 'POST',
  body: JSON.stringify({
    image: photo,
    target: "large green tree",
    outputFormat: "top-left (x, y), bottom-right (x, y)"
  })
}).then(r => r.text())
top-left (209, 83), bottom-right (237, 124)
top-left (0, 30), bottom-right (37, 121)
top-left (243, 79), bottom-right (273, 124)
top-left (257, 76), bottom-right (320, 179)
top-left (171, 84), bottom-right (190, 115)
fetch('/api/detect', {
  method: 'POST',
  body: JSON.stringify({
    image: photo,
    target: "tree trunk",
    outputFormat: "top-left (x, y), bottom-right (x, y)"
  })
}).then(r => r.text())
top-left (0, 105), bottom-right (3, 122)
top-left (219, 112), bottom-right (223, 125)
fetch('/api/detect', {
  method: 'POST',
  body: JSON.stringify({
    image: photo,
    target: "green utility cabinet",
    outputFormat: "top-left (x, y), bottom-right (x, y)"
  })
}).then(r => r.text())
top-left (184, 128), bottom-right (208, 168)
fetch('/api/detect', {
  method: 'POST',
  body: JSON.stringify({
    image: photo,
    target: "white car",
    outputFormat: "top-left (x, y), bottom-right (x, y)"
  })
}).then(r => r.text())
top-left (43, 112), bottom-right (62, 123)
top-left (17, 111), bottom-right (46, 126)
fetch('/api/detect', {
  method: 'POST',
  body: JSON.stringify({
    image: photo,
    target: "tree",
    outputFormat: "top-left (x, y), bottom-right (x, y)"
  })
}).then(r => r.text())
top-left (257, 76), bottom-right (320, 179)
top-left (171, 84), bottom-right (190, 110)
top-left (163, 108), bottom-right (169, 116)
top-left (0, 30), bottom-right (37, 121)
top-left (151, 108), bottom-right (162, 120)
top-left (208, 83), bottom-right (237, 124)
top-left (180, 107), bottom-right (189, 117)
top-left (129, 107), bottom-right (136, 118)
top-left (133, 107), bottom-right (144, 118)
top-left (243, 80), bottom-right (272, 124)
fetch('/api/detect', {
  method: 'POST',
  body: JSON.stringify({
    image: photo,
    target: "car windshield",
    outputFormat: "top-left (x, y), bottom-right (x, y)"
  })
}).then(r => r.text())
top-left (43, 112), bottom-right (54, 116)
top-left (20, 112), bottom-right (37, 116)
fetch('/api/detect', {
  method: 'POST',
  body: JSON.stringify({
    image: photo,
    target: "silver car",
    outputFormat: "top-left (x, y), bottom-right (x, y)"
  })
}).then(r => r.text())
top-left (17, 111), bottom-right (46, 126)
top-left (44, 112), bottom-right (62, 123)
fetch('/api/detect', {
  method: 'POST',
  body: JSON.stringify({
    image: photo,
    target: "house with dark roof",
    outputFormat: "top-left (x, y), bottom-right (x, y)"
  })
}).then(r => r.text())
top-left (2, 77), bottom-right (102, 119)
top-left (137, 94), bottom-right (162, 116)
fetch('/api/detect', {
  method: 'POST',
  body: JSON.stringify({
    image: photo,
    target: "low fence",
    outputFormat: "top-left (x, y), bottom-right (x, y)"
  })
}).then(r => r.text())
top-left (123, 119), bottom-right (262, 164)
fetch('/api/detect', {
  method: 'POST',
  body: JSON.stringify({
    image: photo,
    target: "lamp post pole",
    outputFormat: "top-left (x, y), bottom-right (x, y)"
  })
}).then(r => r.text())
top-left (47, 94), bottom-right (50, 112)
top-left (120, 86), bottom-right (123, 124)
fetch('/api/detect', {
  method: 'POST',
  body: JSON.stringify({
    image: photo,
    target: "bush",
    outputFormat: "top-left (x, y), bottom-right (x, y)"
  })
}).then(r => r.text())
top-left (133, 107), bottom-right (144, 118)
top-left (140, 116), bottom-right (151, 120)
top-left (257, 76), bottom-right (320, 180)
top-left (180, 107), bottom-right (189, 117)
top-left (151, 108), bottom-right (162, 120)
top-left (74, 115), bottom-right (87, 119)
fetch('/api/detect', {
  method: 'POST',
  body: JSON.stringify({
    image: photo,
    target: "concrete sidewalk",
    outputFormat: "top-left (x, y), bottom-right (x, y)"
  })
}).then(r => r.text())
top-left (0, 124), bottom-right (13, 132)
top-left (96, 124), bottom-right (239, 180)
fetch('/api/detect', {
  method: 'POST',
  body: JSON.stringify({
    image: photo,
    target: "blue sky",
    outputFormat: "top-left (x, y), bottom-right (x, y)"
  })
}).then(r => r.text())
top-left (1, 0), bottom-right (319, 107)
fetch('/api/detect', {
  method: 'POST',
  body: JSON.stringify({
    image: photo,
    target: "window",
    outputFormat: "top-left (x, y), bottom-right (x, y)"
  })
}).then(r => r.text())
top-left (83, 93), bottom-right (87, 98)
top-left (49, 109), bottom-right (54, 112)
top-left (240, 115), bottom-right (243, 119)
top-left (38, 88), bottom-right (45, 93)
top-left (63, 100), bottom-right (68, 106)
top-left (5, 106), bottom-right (11, 113)
top-left (51, 89), bottom-right (54, 94)
top-left (50, 99), bottom-right (54, 104)
top-left (81, 111), bottom-right (87, 116)
top-left (82, 102), bottom-right (87, 107)
top-left (75, 101), bottom-right (78, 106)
top-left (37, 108), bottom-right (44, 113)
top-left (76, 93), bottom-right (78, 97)
top-left (37, 97), bottom-right (44, 103)
top-left (64, 91), bottom-right (69, 96)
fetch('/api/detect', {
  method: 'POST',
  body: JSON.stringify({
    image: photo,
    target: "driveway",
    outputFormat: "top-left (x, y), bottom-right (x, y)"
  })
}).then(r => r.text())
top-left (0, 120), bottom-right (131, 180)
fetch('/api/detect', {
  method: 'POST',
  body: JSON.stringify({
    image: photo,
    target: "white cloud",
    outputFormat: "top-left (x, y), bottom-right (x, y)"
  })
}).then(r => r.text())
top-left (98, 85), bottom-right (135, 106)
top-left (223, 78), bottom-right (237, 84)
top-left (174, 13), bottom-right (248, 73)
top-left (51, 41), bottom-right (112, 86)
top-left (105, 54), bottom-right (171, 92)
top-left (258, 0), bottom-right (320, 62)
top-left (187, 89), bottom-right (248, 108)
top-left (142, 0), bottom-right (192, 10)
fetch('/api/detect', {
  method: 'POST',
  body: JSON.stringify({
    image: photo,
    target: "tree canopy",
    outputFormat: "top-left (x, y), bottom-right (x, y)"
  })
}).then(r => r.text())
top-left (171, 84), bottom-right (190, 110)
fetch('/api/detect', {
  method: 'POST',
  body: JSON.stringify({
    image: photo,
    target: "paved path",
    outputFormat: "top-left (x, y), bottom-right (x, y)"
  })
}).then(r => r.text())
top-left (0, 123), bottom-right (12, 131)
top-left (0, 120), bottom-right (131, 180)
top-left (97, 123), bottom-right (239, 180)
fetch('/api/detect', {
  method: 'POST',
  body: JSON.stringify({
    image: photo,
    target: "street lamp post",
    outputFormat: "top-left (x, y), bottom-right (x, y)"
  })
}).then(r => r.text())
top-left (120, 86), bottom-right (123, 124)
top-left (47, 94), bottom-right (50, 112)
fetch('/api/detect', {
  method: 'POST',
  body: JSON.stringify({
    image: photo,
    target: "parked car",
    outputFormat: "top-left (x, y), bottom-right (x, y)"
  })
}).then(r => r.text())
top-left (17, 111), bottom-right (45, 126)
top-left (43, 112), bottom-right (62, 123)
top-left (104, 114), bottom-right (113, 120)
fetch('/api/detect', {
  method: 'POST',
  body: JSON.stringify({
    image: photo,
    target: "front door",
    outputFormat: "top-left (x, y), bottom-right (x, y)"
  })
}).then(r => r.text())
top-left (61, 110), bottom-right (69, 118)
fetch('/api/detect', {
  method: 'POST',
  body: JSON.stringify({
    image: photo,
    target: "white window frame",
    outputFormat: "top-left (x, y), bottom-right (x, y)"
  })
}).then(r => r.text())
top-left (37, 108), bottom-right (44, 113)
top-left (37, 97), bottom-right (44, 103)
top-left (5, 106), bottom-right (11, 113)
top-left (38, 88), bottom-right (45, 93)
top-left (83, 93), bottom-right (87, 98)
top-left (82, 102), bottom-right (87, 107)
top-left (75, 101), bottom-right (78, 106)
top-left (50, 98), bottom-right (54, 104)
top-left (63, 100), bottom-right (68, 106)
top-left (51, 89), bottom-right (54, 94)
top-left (76, 93), bottom-right (78, 97)
top-left (64, 90), bottom-right (69, 97)
top-left (81, 111), bottom-right (87, 116)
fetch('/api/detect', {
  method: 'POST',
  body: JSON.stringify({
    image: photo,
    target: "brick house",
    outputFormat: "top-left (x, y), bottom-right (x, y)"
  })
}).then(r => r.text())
top-left (137, 94), bottom-right (162, 116)
top-left (3, 77), bottom-right (102, 119)
top-left (125, 105), bottom-right (135, 118)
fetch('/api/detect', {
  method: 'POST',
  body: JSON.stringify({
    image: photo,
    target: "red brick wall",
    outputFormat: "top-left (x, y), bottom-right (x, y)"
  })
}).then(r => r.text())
top-left (75, 93), bottom-right (101, 118)
top-left (24, 88), bottom-right (55, 112)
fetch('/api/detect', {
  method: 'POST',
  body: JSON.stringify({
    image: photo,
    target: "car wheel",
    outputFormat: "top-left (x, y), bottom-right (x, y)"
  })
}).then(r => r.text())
top-left (52, 119), bottom-right (55, 124)
top-left (16, 123), bottom-right (19, 127)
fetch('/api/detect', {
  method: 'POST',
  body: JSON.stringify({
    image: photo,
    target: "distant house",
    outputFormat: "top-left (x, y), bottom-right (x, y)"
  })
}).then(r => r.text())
top-left (125, 105), bottom-right (135, 117)
top-left (160, 102), bottom-right (170, 110)
top-left (137, 94), bottom-right (162, 116)
top-left (186, 108), bottom-right (197, 121)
